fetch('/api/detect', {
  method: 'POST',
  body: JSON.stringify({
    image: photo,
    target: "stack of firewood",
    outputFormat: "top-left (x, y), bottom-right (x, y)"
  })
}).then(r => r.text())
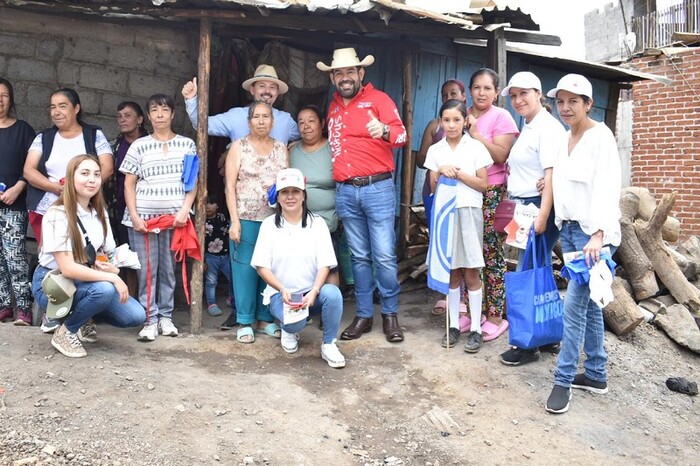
top-left (397, 205), bottom-right (430, 292)
top-left (610, 187), bottom-right (700, 353)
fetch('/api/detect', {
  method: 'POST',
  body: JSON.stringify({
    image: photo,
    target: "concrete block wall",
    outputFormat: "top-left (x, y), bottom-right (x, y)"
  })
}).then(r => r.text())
top-left (0, 8), bottom-right (199, 139)
top-left (584, 0), bottom-right (636, 63)
top-left (630, 48), bottom-right (700, 239)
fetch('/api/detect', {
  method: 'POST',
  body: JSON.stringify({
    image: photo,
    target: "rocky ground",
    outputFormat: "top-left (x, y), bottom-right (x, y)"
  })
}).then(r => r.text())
top-left (1, 288), bottom-right (698, 465)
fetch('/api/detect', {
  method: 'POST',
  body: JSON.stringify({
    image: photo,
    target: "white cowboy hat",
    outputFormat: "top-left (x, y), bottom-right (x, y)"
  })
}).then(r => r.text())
top-left (316, 47), bottom-right (375, 72)
top-left (241, 64), bottom-right (289, 95)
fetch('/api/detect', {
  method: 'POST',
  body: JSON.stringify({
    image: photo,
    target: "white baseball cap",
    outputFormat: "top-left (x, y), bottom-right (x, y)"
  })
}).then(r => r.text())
top-left (547, 74), bottom-right (593, 99)
top-left (276, 168), bottom-right (306, 191)
top-left (500, 71), bottom-right (542, 96)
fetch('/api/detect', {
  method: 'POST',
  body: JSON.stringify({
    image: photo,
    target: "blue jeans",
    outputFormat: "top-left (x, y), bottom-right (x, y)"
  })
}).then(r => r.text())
top-left (512, 195), bottom-right (560, 272)
top-left (554, 221), bottom-right (615, 387)
top-left (335, 179), bottom-right (400, 317)
top-left (268, 284), bottom-right (343, 344)
top-left (32, 266), bottom-right (145, 334)
top-left (205, 253), bottom-right (232, 305)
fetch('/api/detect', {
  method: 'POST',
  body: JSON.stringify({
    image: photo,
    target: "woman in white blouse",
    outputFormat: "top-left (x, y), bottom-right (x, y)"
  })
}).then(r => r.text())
top-left (544, 74), bottom-right (621, 414)
top-left (250, 168), bottom-right (345, 368)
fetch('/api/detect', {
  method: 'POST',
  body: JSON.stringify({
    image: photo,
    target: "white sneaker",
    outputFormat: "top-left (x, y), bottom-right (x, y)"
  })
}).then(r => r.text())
top-left (137, 323), bottom-right (158, 341)
top-left (280, 329), bottom-right (299, 353)
top-left (158, 317), bottom-right (179, 337)
top-left (321, 341), bottom-right (345, 368)
top-left (41, 314), bottom-right (61, 334)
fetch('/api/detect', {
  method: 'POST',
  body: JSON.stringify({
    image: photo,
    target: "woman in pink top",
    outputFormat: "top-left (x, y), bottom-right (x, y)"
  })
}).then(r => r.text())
top-left (465, 68), bottom-right (519, 341)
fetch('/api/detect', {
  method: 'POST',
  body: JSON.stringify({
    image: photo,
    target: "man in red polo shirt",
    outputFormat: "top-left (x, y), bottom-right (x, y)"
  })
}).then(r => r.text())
top-left (317, 47), bottom-right (407, 343)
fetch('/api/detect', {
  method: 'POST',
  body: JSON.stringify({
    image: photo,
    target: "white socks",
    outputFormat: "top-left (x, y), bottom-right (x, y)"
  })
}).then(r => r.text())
top-left (468, 288), bottom-right (483, 333)
top-left (448, 287), bottom-right (461, 330)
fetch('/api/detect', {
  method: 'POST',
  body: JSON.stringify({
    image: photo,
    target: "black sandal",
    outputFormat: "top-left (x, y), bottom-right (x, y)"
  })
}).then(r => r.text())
top-left (441, 327), bottom-right (461, 348)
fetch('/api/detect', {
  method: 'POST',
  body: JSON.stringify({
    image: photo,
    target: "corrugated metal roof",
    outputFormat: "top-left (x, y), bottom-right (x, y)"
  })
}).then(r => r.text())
top-left (453, 39), bottom-right (673, 85)
top-left (2, 0), bottom-right (563, 44)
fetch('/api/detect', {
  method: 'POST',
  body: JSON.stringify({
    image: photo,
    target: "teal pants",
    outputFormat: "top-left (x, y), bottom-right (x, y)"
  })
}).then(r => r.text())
top-left (230, 220), bottom-right (272, 325)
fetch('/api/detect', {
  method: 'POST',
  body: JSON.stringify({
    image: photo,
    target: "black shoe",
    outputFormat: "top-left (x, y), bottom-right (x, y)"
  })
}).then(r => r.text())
top-left (220, 312), bottom-right (239, 330)
top-left (572, 373), bottom-right (609, 394)
top-left (545, 385), bottom-right (572, 414)
top-left (540, 342), bottom-right (561, 354)
top-left (441, 327), bottom-right (460, 348)
top-left (463, 331), bottom-right (483, 353)
top-left (500, 347), bottom-right (540, 366)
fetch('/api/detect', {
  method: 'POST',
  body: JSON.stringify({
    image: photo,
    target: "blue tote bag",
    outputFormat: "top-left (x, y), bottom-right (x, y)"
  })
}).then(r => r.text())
top-left (505, 227), bottom-right (563, 349)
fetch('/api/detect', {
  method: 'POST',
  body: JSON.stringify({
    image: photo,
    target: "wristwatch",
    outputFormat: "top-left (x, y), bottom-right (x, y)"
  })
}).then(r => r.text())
top-left (382, 124), bottom-right (390, 137)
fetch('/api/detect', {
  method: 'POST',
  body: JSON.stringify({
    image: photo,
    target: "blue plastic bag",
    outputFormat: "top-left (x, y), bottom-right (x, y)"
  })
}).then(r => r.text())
top-left (267, 183), bottom-right (277, 208)
top-left (505, 227), bottom-right (563, 349)
top-left (182, 153), bottom-right (199, 193)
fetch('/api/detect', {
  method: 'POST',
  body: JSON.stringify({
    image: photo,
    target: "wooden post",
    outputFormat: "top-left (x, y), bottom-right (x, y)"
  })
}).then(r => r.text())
top-left (486, 27), bottom-right (507, 107)
top-left (190, 16), bottom-right (211, 335)
top-left (399, 50), bottom-right (414, 261)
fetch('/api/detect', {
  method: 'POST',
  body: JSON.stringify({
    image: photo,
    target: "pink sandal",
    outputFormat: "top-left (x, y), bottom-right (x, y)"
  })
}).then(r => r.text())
top-left (459, 314), bottom-right (486, 334)
top-left (481, 320), bottom-right (509, 342)
top-left (432, 300), bottom-right (467, 316)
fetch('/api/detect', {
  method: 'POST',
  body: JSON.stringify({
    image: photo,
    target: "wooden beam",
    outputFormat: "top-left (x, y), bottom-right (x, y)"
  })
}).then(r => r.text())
top-left (213, 24), bottom-right (419, 51)
top-left (190, 16), bottom-right (211, 335)
top-left (504, 29), bottom-right (562, 46)
top-left (486, 27), bottom-right (508, 107)
top-left (399, 50), bottom-right (415, 261)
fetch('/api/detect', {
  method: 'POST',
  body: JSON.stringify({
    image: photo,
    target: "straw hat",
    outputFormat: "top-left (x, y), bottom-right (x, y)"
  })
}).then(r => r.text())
top-left (241, 64), bottom-right (289, 94)
top-left (316, 47), bottom-right (375, 72)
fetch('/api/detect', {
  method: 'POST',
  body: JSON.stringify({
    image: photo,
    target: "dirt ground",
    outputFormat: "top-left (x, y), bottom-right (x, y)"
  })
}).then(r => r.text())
top-left (1, 288), bottom-right (698, 466)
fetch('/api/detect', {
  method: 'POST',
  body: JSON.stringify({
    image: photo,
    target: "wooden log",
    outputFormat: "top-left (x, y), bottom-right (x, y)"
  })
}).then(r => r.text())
top-left (622, 187), bottom-right (680, 242)
top-left (189, 16), bottom-right (211, 335)
top-left (617, 191), bottom-right (659, 300)
top-left (400, 279), bottom-right (427, 294)
top-left (409, 263), bottom-right (428, 279)
top-left (406, 244), bottom-right (428, 258)
top-left (604, 277), bottom-right (645, 336)
top-left (397, 254), bottom-right (426, 274)
top-left (398, 50), bottom-right (414, 260)
top-left (661, 217), bottom-right (681, 243)
top-left (635, 192), bottom-right (700, 317)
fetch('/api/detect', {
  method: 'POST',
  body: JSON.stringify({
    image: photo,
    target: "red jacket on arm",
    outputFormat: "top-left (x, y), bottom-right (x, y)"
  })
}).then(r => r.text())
top-left (327, 83), bottom-right (407, 182)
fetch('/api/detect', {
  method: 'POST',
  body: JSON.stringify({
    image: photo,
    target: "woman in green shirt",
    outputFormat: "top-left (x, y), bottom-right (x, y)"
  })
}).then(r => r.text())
top-left (290, 105), bottom-right (352, 288)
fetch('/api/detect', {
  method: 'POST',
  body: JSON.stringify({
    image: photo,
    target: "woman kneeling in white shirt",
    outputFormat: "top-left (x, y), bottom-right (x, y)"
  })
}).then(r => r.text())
top-left (251, 168), bottom-right (345, 368)
top-left (32, 155), bottom-right (144, 358)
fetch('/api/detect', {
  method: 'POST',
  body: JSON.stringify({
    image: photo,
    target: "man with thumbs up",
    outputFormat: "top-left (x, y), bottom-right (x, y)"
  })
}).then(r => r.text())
top-left (317, 47), bottom-right (407, 343)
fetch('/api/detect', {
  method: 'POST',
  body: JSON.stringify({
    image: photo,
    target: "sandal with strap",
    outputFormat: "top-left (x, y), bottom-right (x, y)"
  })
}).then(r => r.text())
top-left (432, 300), bottom-right (467, 316)
top-left (255, 322), bottom-right (281, 339)
top-left (236, 325), bottom-right (255, 344)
